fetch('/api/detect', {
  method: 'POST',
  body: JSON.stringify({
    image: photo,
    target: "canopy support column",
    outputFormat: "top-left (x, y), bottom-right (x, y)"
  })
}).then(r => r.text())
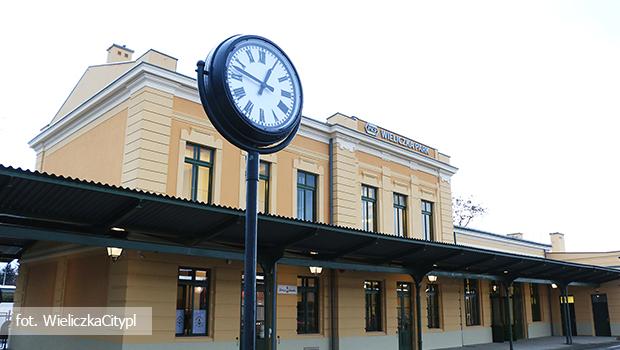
top-left (501, 280), bottom-right (515, 350)
top-left (558, 283), bottom-right (573, 345)
top-left (408, 266), bottom-right (433, 350)
top-left (260, 251), bottom-right (282, 350)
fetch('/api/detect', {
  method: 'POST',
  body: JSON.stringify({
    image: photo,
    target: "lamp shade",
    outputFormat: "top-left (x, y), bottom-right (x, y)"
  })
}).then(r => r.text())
top-left (107, 247), bottom-right (123, 261)
top-left (427, 275), bottom-right (438, 283)
top-left (309, 266), bottom-right (323, 274)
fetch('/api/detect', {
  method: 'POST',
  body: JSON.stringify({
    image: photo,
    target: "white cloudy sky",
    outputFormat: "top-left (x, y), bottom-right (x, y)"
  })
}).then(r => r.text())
top-left (1, 1), bottom-right (619, 252)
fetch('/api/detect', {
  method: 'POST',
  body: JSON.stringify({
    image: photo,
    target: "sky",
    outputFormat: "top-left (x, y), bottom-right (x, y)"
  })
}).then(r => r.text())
top-left (1, 1), bottom-right (619, 252)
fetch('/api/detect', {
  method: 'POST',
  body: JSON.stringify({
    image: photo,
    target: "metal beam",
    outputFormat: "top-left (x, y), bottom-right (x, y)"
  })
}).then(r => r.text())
top-left (0, 176), bottom-right (14, 200)
top-left (280, 257), bottom-right (411, 274)
top-left (323, 238), bottom-right (378, 259)
top-left (475, 259), bottom-right (520, 275)
top-left (374, 245), bottom-right (426, 265)
top-left (519, 264), bottom-right (555, 278)
top-left (419, 250), bottom-right (464, 268)
top-left (504, 261), bottom-right (543, 276)
top-left (560, 268), bottom-right (594, 283)
top-left (101, 198), bottom-right (143, 229)
top-left (460, 255), bottom-right (497, 271)
top-left (279, 228), bottom-right (320, 250)
top-left (189, 216), bottom-right (241, 246)
top-left (0, 224), bottom-right (245, 261)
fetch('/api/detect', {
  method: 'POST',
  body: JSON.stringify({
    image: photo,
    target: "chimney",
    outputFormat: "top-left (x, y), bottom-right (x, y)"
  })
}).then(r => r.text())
top-left (549, 232), bottom-right (565, 252)
top-left (106, 44), bottom-right (134, 63)
top-left (507, 232), bottom-right (524, 240)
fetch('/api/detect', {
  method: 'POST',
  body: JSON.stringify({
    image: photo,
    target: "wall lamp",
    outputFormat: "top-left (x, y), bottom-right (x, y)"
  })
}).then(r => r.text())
top-left (427, 275), bottom-right (438, 283)
top-left (551, 283), bottom-right (558, 289)
top-left (107, 247), bottom-right (123, 262)
top-left (309, 266), bottom-right (323, 275)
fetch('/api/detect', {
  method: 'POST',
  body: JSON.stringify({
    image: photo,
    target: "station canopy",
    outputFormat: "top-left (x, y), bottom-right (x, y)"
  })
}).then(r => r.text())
top-left (0, 165), bottom-right (618, 285)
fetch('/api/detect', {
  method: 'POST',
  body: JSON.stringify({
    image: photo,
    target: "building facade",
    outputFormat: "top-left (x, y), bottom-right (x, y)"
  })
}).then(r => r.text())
top-left (8, 45), bottom-right (620, 349)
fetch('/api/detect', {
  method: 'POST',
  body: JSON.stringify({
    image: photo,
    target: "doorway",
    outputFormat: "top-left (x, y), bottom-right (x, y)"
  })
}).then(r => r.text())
top-left (396, 282), bottom-right (413, 350)
top-left (490, 282), bottom-right (526, 342)
top-left (560, 295), bottom-right (577, 336)
top-left (511, 284), bottom-right (525, 340)
top-left (240, 273), bottom-right (266, 350)
top-left (591, 294), bottom-right (611, 336)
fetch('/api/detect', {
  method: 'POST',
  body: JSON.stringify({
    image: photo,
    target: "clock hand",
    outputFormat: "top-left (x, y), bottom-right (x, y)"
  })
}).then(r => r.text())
top-left (233, 66), bottom-right (274, 92)
top-left (258, 60), bottom-right (278, 95)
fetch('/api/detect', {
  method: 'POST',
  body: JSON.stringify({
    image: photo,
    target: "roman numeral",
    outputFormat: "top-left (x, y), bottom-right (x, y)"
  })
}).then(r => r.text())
top-left (258, 50), bottom-right (266, 64)
top-left (230, 72), bottom-right (242, 81)
top-left (243, 100), bottom-right (254, 116)
top-left (281, 90), bottom-right (292, 99)
top-left (232, 87), bottom-right (245, 99)
top-left (234, 58), bottom-right (246, 69)
top-left (246, 49), bottom-right (255, 63)
top-left (260, 108), bottom-right (265, 123)
top-left (272, 109), bottom-right (279, 122)
top-left (278, 75), bottom-right (289, 83)
top-left (277, 101), bottom-right (289, 115)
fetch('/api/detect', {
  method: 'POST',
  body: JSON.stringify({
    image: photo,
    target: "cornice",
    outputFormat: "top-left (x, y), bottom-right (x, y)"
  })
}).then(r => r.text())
top-left (30, 63), bottom-right (458, 178)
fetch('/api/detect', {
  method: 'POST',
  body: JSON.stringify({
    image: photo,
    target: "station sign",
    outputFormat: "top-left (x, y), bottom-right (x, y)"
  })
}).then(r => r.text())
top-left (364, 122), bottom-right (430, 155)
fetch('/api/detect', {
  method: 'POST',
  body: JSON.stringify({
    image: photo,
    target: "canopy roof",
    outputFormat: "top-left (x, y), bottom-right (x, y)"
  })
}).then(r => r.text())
top-left (0, 165), bottom-right (618, 285)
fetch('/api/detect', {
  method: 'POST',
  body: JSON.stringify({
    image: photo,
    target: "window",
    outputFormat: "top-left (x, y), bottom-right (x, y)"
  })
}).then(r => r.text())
top-left (183, 143), bottom-right (214, 203)
top-left (297, 171), bottom-right (317, 221)
top-left (426, 284), bottom-right (441, 328)
top-left (464, 279), bottom-right (481, 326)
top-left (259, 161), bottom-right (270, 213)
top-left (0, 288), bottom-right (14, 303)
top-left (362, 185), bottom-right (378, 232)
top-left (530, 284), bottom-right (542, 322)
top-left (393, 193), bottom-right (407, 236)
top-left (176, 268), bottom-right (210, 336)
top-left (364, 280), bottom-right (383, 331)
top-left (297, 276), bottom-right (319, 334)
top-left (421, 200), bottom-right (434, 240)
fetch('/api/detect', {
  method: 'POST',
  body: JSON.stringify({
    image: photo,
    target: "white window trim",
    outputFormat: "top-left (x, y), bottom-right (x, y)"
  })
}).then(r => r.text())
top-left (293, 158), bottom-right (324, 223)
top-left (238, 152), bottom-right (278, 213)
top-left (176, 129), bottom-right (223, 203)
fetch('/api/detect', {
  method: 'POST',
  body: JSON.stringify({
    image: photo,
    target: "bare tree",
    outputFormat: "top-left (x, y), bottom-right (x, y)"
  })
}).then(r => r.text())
top-left (453, 196), bottom-right (487, 227)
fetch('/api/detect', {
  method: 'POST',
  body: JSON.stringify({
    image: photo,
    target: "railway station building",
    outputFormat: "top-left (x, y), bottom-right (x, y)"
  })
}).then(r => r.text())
top-left (1, 44), bottom-right (619, 350)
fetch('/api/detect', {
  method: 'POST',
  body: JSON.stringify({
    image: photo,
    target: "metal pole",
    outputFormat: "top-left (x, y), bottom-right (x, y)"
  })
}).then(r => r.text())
top-left (270, 263), bottom-right (278, 350)
top-left (503, 283), bottom-right (514, 350)
top-left (414, 280), bottom-right (423, 350)
top-left (563, 285), bottom-right (573, 345)
top-left (242, 151), bottom-right (260, 350)
top-left (560, 286), bottom-right (570, 345)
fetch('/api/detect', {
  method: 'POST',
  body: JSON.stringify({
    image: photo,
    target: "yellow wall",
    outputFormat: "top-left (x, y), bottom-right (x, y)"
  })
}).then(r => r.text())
top-left (457, 234), bottom-right (547, 257)
top-left (547, 251), bottom-right (620, 267)
top-left (21, 261), bottom-right (56, 307)
top-left (41, 107), bottom-right (128, 185)
top-left (64, 253), bottom-right (109, 307)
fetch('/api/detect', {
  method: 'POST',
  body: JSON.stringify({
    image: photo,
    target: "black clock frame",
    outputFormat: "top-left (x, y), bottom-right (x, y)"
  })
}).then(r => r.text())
top-left (197, 34), bottom-right (302, 154)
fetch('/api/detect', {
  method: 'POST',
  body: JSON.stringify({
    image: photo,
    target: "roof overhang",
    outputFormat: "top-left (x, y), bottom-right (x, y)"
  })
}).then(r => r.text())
top-left (0, 165), bottom-right (618, 286)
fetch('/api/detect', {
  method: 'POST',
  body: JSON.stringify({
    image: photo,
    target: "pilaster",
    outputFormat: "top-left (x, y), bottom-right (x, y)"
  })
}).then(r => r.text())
top-left (332, 138), bottom-right (359, 229)
top-left (121, 87), bottom-right (173, 193)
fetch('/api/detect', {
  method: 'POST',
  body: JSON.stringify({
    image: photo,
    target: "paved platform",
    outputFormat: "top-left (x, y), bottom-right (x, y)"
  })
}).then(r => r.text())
top-left (440, 336), bottom-right (620, 350)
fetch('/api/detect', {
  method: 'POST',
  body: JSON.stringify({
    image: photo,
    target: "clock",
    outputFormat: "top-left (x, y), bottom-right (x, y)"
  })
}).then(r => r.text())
top-left (197, 35), bottom-right (303, 153)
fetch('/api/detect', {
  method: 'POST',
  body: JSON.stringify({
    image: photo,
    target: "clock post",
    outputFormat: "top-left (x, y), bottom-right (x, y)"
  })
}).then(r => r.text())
top-left (243, 150), bottom-right (259, 350)
top-left (197, 34), bottom-right (303, 350)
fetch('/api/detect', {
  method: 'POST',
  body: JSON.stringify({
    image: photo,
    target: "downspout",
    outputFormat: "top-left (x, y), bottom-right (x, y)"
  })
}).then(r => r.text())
top-left (328, 138), bottom-right (337, 350)
top-left (329, 138), bottom-right (334, 225)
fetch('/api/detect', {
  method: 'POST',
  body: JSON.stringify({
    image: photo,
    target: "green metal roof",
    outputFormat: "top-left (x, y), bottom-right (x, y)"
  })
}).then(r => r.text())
top-left (0, 165), bottom-right (618, 285)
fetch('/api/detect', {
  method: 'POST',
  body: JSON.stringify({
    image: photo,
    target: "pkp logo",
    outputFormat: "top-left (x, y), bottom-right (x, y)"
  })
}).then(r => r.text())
top-left (365, 123), bottom-right (379, 136)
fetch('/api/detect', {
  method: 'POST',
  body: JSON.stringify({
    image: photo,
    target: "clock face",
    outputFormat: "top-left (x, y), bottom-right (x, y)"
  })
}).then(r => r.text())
top-left (225, 39), bottom-right (302, 132)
